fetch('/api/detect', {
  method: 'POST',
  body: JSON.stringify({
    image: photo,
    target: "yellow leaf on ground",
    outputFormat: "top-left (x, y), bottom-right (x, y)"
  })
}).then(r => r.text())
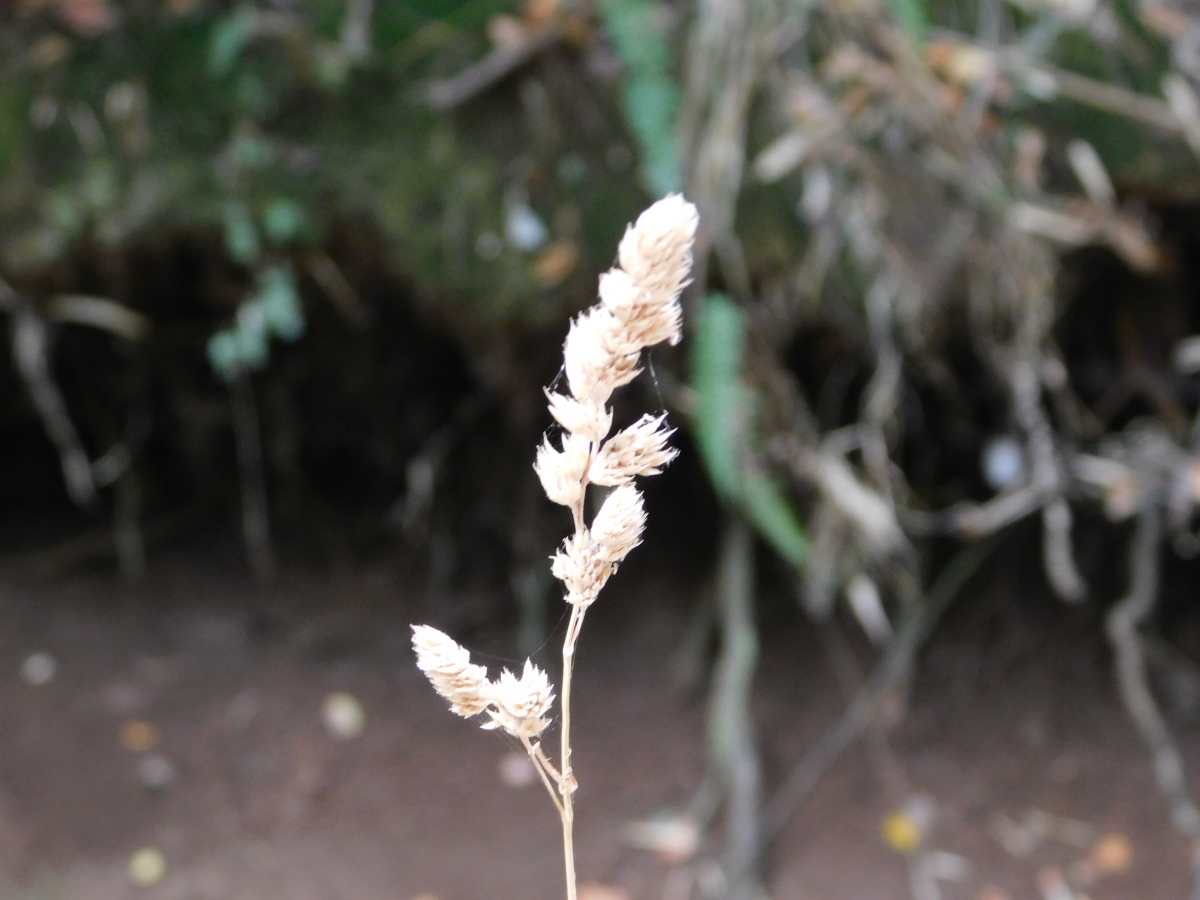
top-left (578, 883), bottom-right (631, 900)
top-left (119, 720), bottom-right (159, 753)
top-left (882, 811), bottom-right (922, 853)
top-left (1090, 832), bottom-right (1132, 874)
top-left (128, 847), bottom-right (166, 887)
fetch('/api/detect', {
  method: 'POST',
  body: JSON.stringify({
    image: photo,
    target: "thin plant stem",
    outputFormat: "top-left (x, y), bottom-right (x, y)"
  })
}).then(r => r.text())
top-left (708, 515), bottom-right (762, 900)
top-left (531, 741), bottom-right (566, 788)
top-left (522, 736), bottom-right (566, 816)
top-left (414, 195), bottom-right (695, 900)
top-left (559, 601), bottom-right (584, 900)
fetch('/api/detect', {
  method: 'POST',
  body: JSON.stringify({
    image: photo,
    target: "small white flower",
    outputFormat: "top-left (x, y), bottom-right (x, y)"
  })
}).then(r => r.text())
top-left (614, 195), bottom-right (697, 346)
top-left (598, 269), bottom-right (682, 350)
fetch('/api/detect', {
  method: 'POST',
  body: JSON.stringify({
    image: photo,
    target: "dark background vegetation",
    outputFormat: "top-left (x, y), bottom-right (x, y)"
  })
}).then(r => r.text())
top-left (6, 1), bottom-right (1200, 899)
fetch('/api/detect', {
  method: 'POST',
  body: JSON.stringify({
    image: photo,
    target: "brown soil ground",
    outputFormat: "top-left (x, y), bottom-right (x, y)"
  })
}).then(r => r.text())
top-left (0, 537), bottom-right (1192, 900)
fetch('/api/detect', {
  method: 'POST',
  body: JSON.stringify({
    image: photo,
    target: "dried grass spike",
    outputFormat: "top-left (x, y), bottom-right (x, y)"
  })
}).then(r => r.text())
top-left (411, 625), bottom-right (492, 717)
top-left (599, 265), bottom-right (683, 349)
top-left (563, 306), bottom-right (643, 404)
top-left (483, 660), bottom-right (555, 739)
top-left (590, 414), bottom-right (678, 486)
top-left (546, 390), bottom-right (613, 443)
top-left (535, 433), bottom-right (592, 508)
top-left (590, 485), bottom-right (646, 562)
top-left (615, 195), bottom-right (697, 344)
top-left (551, 532), bottom-right (614, 606)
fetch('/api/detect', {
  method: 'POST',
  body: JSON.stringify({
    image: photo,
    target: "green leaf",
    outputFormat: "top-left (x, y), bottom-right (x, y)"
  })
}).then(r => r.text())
top-left (692, 293), bottom-right (746, 500)
top-left (598, 0), bottom-right (681, 196)
top-left (206, 330), bottom-right (242, 383)
top-left (692, 293), bottom-right (808, 567)
top-left (263, 198), bottom-right (305, 244)
top-left (223, 201), bottom-right (260, 265)
top-left (623, 77), bottom-right (682, 197)
top-left (256, 265), bottom-right (305, 341)
top-left (885, 0), bottom-right (927, 45)
top-left (742, 471), bottom-right (809, 567)
top-left (208, 9), bottom-right (256, 78)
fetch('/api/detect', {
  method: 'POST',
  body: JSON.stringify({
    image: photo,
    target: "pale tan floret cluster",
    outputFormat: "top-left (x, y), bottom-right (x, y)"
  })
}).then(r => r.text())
top-left (411, 624), bottom-right (554, 738)
top-left (537, 194), bottom-right (697, 607)
top-left (482, 661), bottom-right (556, 739)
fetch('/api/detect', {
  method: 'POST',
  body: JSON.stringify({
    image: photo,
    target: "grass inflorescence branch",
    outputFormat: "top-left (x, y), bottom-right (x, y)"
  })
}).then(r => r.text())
top-left (412, 194), bottom-right (699, 900)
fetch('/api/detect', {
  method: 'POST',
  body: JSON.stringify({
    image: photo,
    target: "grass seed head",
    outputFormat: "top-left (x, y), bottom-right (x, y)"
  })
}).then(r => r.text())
top-left (534, 433), bottom-right (593, 508)
top-left (563, 306), bottom-right (644, 405)
top-left (551, 531), bottom-right (615, 606)
top-left (613, 195), bottom-right (697, 347)
top-left (411, 625), bottom-right (492, 717)
top-left (590, 485), bottom-right (647, 563)
top-left (590, 414), bottom-right (678, 487)
top-left (482, 660), bottom-right (555, 739)
top-left (545, 390), bottom-right (613, 443)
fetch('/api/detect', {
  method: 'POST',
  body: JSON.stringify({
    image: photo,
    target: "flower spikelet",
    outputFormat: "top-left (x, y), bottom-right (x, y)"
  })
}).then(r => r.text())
top-left (590, 414), bottom-right (678, 487)
top-left (598, 268), bottom-right (683, 350)
top-left (613, 195), bottom-right (697, 347)
top-left (411, 625), bottom-right (492, 717)
top-left (482, 660), bottom-right (555, 739)
top-left (551, 532), bottom-right (614, 606)
top-left (545, 390), bottom-right (613, 443)
top-left (590, 484), bottom-right (646, 563)
top-left (534, 433), bottom-right (592, 508)
top-left (563, 306), bottom-right (643, 405)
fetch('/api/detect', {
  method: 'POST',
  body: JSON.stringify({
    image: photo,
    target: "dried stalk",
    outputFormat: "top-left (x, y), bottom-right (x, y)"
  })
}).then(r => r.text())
top-left (0, 281), bottom-right (96, 508)
top-left (764, 533), bottom-right (1003, 837)
top-left (707, 517), bottom-right (764, 900)
top-left (1106, 505), bottom-right (1200, 874)
top-left (424, 24), bottom-right (563, 110)
top-left (114, 469), bottom-right (145, 581)
top-left (412, 197), bottom-right (698, 900)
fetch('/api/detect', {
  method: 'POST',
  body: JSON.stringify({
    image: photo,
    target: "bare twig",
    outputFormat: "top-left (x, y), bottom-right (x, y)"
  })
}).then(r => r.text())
top-left (764, 533), bottom-right (1003, 837)
top-left (2, 282), bottom-right (96, 508)
top-left (306, 253), bottom-right (370, 328)
top-left (424, 24), bottom-right (562, 110)
top-left (1106, 505), bottom-right (1200, 878)
top-left (706, 517), bottom-right (764, 900)
top-left (114, 469), bottom-right (146, 581)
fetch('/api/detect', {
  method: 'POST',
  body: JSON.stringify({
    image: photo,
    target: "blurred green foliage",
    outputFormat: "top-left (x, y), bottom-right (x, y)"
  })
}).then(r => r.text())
top-left (597, 0), bottom-right (681, 195)
top-left (0, 0), bottom-right (657, 344)
top-left (692, 293), bottom-right (808, 567)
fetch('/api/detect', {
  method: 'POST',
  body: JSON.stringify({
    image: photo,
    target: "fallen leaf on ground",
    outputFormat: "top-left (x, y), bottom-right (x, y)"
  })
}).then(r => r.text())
top-left (322, 691), bottom-right (365, 739)
top-left (578, 883), bottom-right (631, 900)
top-left (128, 847), bottom-right (166, 887)
top-left (19, 652), bottom-right (56, 686)
top-left (627, 811), bottom-right (700, 862)
top-left (1090, 832), bottom-right (1132, 874)
top-left (120, 720), bottom-right (159, 752)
